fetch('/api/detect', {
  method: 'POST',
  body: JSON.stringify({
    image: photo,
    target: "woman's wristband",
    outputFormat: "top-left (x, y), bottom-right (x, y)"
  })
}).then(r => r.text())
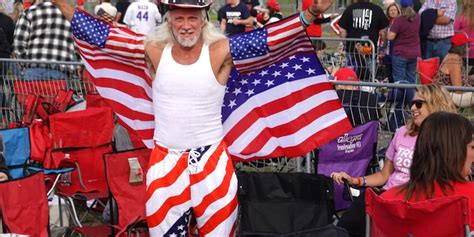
top-left (352, 177), bottom-right (361, 186)
top-left (361, 176), bottom-right (367, 187)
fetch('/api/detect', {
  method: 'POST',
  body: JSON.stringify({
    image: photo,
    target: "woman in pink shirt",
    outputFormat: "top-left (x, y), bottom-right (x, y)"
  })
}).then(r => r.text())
top-left (455, 0), bottom-right (474, 75)
top-left (382, 112), bottom-right (474, 227)
top-left (331, 85), bottom-right (455, 191)
top-left (331, 85), bottom-right (456, 236)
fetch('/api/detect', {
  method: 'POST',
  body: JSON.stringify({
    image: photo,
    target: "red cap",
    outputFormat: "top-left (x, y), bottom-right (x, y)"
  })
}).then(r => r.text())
top-left (334, 68), bottom-right (358, 82)
top-left (267, 0), bottom-right (281, 11)
top-left (451, 32), bottom-right (473, 47)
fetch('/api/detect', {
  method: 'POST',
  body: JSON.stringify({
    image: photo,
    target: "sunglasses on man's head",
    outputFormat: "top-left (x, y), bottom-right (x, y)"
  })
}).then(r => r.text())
top-left (410, 99), bottom-right (426, 109)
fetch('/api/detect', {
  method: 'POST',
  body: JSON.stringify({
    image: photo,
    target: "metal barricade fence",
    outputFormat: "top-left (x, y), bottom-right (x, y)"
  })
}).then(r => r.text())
top-left (1, 59), bottom-right (472, 174)
top-left (310, 37), bottom-right (377, 83)
top-left (235, 81), bottom-right (474, 174)
top-left (0, 58), bottom-right (94, 128)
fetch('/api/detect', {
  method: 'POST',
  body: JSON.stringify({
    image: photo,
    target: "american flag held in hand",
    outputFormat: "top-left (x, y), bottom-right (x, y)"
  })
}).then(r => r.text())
top-left (71, 9), bottom-right (352, 161)
top-left (71, 8), bottom-right (155, 148)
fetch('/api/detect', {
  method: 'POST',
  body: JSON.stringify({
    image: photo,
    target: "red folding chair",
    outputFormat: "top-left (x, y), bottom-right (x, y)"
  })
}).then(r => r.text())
top-left (104, 148), bottom-right (151, 236)
top-left (417, 57), bottom-right (440, 85)
top-left (0, 172), bottom-right (49, 236)
top-left (365, 188), bottom-right (471, 237)
top-left (47, 107), bottom-right (115, 230)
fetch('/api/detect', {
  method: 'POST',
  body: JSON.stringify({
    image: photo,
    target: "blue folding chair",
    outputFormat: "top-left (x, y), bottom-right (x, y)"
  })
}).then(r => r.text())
top-left (0, 127), bottom-right (30, 179)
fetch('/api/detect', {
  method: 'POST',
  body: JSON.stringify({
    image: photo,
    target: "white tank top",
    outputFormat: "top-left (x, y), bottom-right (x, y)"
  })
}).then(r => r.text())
top-left (153, 44), bottom-right (225, 149)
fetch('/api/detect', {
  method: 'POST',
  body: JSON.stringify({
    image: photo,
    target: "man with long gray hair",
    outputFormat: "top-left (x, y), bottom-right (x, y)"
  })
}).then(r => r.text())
top-left (52, 0), bottom-right (333, 235)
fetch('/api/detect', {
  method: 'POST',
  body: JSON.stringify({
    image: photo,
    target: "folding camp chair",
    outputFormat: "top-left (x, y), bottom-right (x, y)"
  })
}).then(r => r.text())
top-left (104, 148), bottom-right (151, 236)
top-left (315, 120), bottom-right (378, 211)
top-left (237, 171), bottom-right (335, 236)
top-left (48, 107), bottom-right (115, 229)
top-left (0, 127), bottom-right (30, 179)
top-left (365, 188), bottom-right (472, 237)
top-left (0, 172), bottom-right (49, 236)
top-left (417, 57), bottom-right (440, 85)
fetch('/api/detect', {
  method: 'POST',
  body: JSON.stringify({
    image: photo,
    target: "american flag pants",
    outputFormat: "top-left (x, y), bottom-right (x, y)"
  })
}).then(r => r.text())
top-left (145, 140), bottom-right (238, 236)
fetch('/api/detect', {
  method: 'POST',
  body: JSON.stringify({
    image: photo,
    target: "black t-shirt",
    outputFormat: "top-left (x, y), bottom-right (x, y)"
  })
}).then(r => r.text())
top-left (241, 0), bottom-right (260, 17)
top-left (219, 2), bottom-right (251, 36)
top-left (338, 2), bottom-right (389, 49)
top-left (0, 13), bottom-right (14, 58)
top-left (115, 0), bottom-right (131, 24)
top-left (0, 13), bottom-right (14, 45)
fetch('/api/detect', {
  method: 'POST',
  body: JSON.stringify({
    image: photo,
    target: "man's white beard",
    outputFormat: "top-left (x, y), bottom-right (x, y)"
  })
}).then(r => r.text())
top-left (172, 28), bottom-right (200, 48)
top-left (176, 35), bottom-right (199, 47)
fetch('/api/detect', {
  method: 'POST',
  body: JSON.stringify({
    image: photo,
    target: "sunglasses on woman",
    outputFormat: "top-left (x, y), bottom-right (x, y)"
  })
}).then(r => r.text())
top-left (410, 99), bottom-right (426, 109)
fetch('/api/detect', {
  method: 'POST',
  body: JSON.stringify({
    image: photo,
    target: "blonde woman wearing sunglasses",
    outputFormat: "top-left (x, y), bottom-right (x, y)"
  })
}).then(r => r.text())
top-left (331, 84), bottom-right (456, 236)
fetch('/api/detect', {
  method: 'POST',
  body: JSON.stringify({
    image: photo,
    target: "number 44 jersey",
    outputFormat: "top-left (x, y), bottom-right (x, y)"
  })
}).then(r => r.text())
top-left (123, 0), bottom-right (162, 35)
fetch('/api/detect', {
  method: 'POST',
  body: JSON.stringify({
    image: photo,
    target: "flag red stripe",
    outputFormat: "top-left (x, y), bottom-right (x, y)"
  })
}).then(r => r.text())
top-left (147, 186), bottom-right (191, 228)
top-left (93, 78), bottom-right (151, 100)
top-left (100, 98), bottom-right (154, 121)
top-left (269, 34), bottom-right (311, 51)
top-left (231, 118), bottom-right (352, 161)
top-left (76, 39), bottom-right (148, 69)
top-left (78, 50), bottom-right (149, 75)
top-left (190, 146), bottom-right (224, 185)
top-left (146, 153), bottom-right (188, 202)
top-left (268, 31), bottom-right (310, 47)
top-left (267, 21), bottom-right (303, 40)
top-left (224, 82), bottom-right (334, 145)
top-left (148, 146), bottom-right (167, 167)
top-left (193, 157), bottom-right (234, 218)
top-left (239, 99), bottom-right (343, 154)
top-left (198, 193), bottom-right (238, 235)
top-left (266, 14), bottom-right (299, 32)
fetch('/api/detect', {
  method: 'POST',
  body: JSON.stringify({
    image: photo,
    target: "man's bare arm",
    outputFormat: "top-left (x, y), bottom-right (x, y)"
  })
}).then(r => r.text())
top-left (220, 19), bottom-right (226, 33)
top-left (234, 16), bottom-right (254, 27)
top-left (52, 0), bottom-right (75, 22)
top-left (339, 27), bottom-right (347, 38)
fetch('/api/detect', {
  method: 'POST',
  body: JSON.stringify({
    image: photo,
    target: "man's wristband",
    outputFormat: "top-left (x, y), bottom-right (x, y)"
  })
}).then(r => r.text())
top-left (308, 8), bottom-right (320, 17)
top-left (299, 11), bottom-right (310, 27)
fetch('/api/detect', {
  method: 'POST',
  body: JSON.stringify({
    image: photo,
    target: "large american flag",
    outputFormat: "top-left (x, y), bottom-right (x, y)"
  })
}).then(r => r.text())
top-left (71, 8), bottom-right (155, 148)
top-left (70, 9), bottom-right (352, 161)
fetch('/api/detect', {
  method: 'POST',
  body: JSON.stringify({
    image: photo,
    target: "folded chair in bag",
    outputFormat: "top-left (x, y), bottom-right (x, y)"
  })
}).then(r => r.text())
top-left (417, 57), bottom-right (440, 85)
top-left (316, 120), bottom-right (378, 211)
top-left (49, 107), bottom-right (114, 149)
top-left (13, 79), bottom-right (68, 106)
top-left (104, 148), bottom-right (152, 236)
top-left (0, 172), bottom-right (49, 236)
top-left (237, 172), bottom-right (335, 236)
top-left (365, 188), bottom-right (471, 237)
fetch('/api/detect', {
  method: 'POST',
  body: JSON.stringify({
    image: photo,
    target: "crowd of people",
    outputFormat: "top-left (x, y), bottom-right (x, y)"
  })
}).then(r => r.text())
top-left (0, 0), bottom-right (473, 236)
